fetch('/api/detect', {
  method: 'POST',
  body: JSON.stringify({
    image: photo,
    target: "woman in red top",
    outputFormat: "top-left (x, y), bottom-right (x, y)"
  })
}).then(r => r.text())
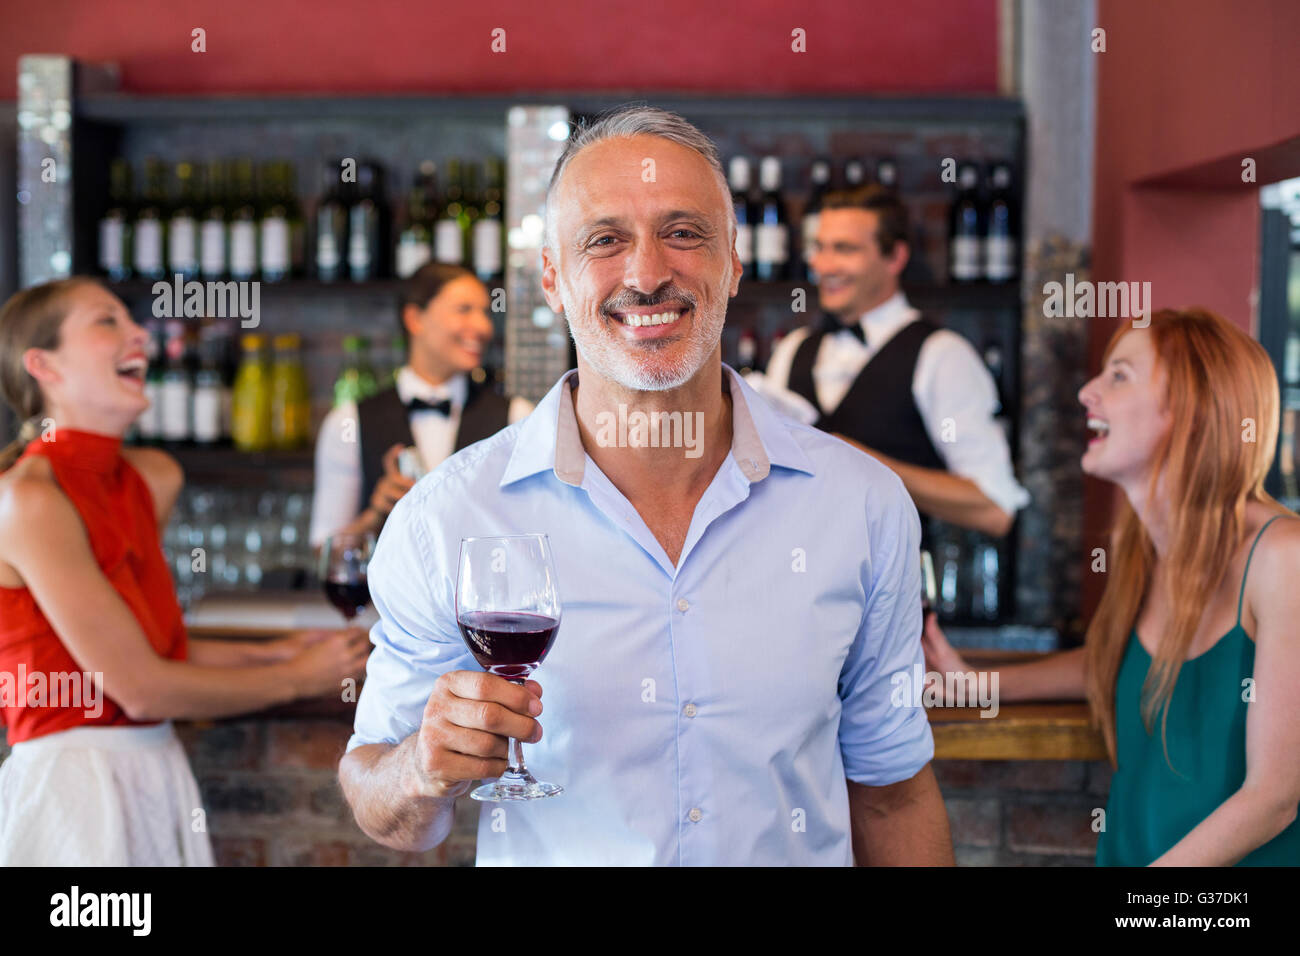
top-left (0, 278), bottom-right (371, 865)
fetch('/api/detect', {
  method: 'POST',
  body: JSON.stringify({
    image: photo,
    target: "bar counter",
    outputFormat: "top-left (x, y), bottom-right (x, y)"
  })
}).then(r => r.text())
top-left (165, 594), bottom-right (1110, 864)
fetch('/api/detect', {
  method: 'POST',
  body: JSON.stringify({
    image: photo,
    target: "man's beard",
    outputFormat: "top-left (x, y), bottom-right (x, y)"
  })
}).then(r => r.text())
top-left (558, 278), bottom-right (726, 392)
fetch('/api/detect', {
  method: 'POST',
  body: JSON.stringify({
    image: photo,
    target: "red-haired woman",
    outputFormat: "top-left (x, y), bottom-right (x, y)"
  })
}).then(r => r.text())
top-left (0, 278), bottom-right (370, 865)
top-left (924, 308), bottom-right (1300, 865)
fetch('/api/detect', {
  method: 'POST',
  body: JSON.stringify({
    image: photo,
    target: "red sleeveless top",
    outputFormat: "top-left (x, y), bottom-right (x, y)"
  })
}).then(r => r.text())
top-left (0, 429), bottom-right (187, 743)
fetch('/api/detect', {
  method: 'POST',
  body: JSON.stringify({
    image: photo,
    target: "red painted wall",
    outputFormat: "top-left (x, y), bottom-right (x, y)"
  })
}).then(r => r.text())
top-left (0, 0), bottom-right (998, 100)
top-left (1084, 0), bottom-right (1300, 617)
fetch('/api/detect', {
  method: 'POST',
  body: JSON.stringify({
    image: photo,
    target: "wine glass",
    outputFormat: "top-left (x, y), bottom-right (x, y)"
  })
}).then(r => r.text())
top-left (320, 532), bottom-right (375, 622)
top-left (455, 533), bottom-right (563, 802)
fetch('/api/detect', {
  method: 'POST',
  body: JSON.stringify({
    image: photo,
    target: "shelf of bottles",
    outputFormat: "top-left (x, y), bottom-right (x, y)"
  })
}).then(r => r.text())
top-left (44, 86), bottom-right (1028, 625)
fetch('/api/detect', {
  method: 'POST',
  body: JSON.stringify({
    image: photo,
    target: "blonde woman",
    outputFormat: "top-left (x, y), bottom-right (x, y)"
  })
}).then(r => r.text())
top-left (0, 278), bottom-right (370, 865)
top-left (924, 308), bottom-right (1300, 865)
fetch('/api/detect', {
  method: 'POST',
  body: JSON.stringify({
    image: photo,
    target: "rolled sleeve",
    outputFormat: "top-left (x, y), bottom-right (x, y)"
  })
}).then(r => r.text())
top-left (837, 470), bottom-right (935, 785)
top-left (346, 486), bottom-right (478, 753)
top-left (916, 332), bottom-right (1030, 516)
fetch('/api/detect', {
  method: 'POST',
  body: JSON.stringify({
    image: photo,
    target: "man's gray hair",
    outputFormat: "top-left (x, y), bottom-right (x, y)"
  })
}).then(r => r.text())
top-left (543, 105), bottom-right (735, 249)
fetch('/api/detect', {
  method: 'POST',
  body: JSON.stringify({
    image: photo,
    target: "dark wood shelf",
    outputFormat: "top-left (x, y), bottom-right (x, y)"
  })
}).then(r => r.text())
top-left (144, 443), bottom-right (315, 486)
top-left (103, 277), bottom-right (405, 300)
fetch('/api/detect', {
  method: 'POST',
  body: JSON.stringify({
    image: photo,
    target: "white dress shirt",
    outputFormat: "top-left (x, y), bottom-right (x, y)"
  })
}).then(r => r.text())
top-left (309, 367), bottom-right (533, 546)
top-left (763, 292), bottom-right (1030, 517)
top-left (348, 365), bottom-right (933, 865)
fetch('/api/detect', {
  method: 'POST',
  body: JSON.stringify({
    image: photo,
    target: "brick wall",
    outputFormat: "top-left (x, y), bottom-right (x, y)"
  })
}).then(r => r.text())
top-left (936, 758), bottom-right (1112, 865)
top-left (1, 722), bottom-right (1110, 866)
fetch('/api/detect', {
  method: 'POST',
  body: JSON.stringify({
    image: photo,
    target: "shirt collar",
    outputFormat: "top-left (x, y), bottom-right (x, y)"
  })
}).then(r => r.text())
top-left (395, 366), bottom-right (466, 407)
top-left (500, 364), bottom-right (815, 488)
top-left (854, 291), bottom-right (918, 344)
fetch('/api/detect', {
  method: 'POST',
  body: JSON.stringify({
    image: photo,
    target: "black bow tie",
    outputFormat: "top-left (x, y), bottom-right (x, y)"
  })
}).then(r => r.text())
top-left (405, 396), bottom-right (452, 416)
top-left (820, 313), bottom-right (866, 344)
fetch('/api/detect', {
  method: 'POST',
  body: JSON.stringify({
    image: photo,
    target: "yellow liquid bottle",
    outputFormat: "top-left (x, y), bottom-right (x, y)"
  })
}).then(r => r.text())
top-left (232, 333), bottom-right (272, 451)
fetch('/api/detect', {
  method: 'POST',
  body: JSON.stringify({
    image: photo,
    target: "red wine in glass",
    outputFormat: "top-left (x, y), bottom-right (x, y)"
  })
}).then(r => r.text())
top-left (457, 610), bottom-right (559, 681)
top-left (320, 532), bottom-right (375, 623)
top-left (456, 533), bottom-right (563, 802)
top-left (325, 577), bottom-right (371, 621)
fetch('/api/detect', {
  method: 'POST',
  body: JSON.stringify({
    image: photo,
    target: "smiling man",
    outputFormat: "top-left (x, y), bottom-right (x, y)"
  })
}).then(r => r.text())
top-left (339, 106), bottom-right (954, 866)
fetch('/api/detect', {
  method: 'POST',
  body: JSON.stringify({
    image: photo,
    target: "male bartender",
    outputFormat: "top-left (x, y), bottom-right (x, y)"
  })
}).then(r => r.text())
top-left (764, 185), bottom-right (1027, 536)
top-left (309, 262), bottom-right (533, 546)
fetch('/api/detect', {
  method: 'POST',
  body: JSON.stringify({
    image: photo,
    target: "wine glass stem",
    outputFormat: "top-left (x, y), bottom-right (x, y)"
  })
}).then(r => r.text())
top-left (509, 736), bottom-right (527, 775)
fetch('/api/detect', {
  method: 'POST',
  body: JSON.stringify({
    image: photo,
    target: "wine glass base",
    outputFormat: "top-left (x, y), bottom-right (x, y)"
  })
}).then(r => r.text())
top-left (470, 780), bottom-right (564, 802)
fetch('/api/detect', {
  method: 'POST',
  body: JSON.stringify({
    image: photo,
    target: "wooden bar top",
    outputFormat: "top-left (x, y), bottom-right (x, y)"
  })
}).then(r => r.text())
top-left (925, 650), bottom-right (1107, 761)
top-left (190, 605), bottom-right (1109, 761)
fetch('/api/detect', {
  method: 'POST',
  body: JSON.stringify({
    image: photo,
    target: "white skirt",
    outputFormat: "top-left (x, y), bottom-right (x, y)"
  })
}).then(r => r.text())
top-left (0, 721), bottom-right (214, 866)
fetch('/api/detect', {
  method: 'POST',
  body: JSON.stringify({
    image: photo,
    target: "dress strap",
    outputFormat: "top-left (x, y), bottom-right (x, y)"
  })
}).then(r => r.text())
top-left (1236, 514), bottom-right (1294, 625)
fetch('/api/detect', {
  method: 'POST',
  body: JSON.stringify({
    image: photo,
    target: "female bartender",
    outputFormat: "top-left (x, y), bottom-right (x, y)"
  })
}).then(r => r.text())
top-left (924, 307), bottom-right (1300, 865)
top-left (0, 277), bottom-right (370, 865)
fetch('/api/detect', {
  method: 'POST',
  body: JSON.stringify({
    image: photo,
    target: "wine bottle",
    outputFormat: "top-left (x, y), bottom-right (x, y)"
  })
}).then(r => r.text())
top-left (755, 157), bottom-right (789, 282)
top-left (472, 157), bottom-right (505, 283)
top-left (137, 322), bottom-right (164, 443)
top-left (434, 158), bottom-right (466, 265)
top-left (260, 161), bottom-right (294, 282)
top-left (192, 323), bottom-right (225, 446)
top-left (315, 160), bottom-right (350, 282)
top-left (984, 162), bottom-right (1018, 283)
top-left (133, 158), bottom-right (168, 282)
top-left (168, 162), bottom-right (199, 280)
top-left (801, 158), bottom-right (831, 282)
top-left (199, 160), bottom-right (228, 280)
top-left (843, 158), bottom-right (867, 189)
top-left (875, 157), bottom-right (900, 192)
top-left (348, 162), bottom-right (385, 281)
top-left (228, 159), bottom-right (259, 282)
top-left (99, 159), bottom-right (133, 282)
top-left (728, 157), bottom-right (756, 282)
top-left (736, 329), bottom-right (758, 375)
top-left (948, 161), bottom-right (983, 283)
top-left (396, 161), bottom-right (435, 279)
top-left (159, 320), bottom-right (193, 445)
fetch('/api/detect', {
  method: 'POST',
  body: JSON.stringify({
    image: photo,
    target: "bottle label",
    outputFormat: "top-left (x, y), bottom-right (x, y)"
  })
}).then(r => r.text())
top-left (317, 233), bottom-right (340, 271)
top-left (735, 224), bottom-right (754, 265)
top-left (134, 220), bottom-right (163, 273)
top-left (756, 224), bottom-right (788, 265)
top-left (160, 380), bottom-right (192, 441)
top-left (230, 221), bottom-right (257, 276)
top-left (200, 219), bottom-right (227, 277)
top-left (99, 219), bottom-right (124, 271)
top-left (193, 386), bottom-right (222, 442)
top-left (472, 219), bottom-right (502, 276)
top-left (396, 239), bottom-right (432, 279)
top-left (168, 216), bottom-right (197, 273)
top-left (985, 236), bottom-right (1016, 281)
top-left (260, 217), bottom-right (290, 273)
top-left (950, 236), bottom-right (981, 280)
top-left (139, 384), bottom-right (162, 438)
top-left (434, 220), bottom-right (463, 264)
top-left (801, 212), bottom-right (820, 260)
top-left (348, 231), bottom-right (371, 271)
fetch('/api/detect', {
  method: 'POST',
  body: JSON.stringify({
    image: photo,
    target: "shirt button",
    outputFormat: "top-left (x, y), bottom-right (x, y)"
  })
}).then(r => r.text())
top-left (683, 703), bottom-right (697, 718)
top-left (688, 808), bottom-right (702, 823)
top-left (676, 598), bottom-right (690, 612)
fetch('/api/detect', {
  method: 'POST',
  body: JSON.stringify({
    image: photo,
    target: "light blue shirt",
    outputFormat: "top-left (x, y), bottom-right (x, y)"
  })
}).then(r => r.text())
top-left (347, 364), bottom-right (934, 865)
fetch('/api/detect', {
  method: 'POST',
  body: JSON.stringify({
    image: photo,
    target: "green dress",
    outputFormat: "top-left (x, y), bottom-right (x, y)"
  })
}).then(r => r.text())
top-left (1096, 514), bottom-right (1300, 866)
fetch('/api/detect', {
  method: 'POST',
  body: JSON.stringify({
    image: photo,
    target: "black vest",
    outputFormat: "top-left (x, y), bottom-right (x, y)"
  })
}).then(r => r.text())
top-left (356, 378), bottom-right (511, 513)
top-left (788, 316), bottom-right (945, 470)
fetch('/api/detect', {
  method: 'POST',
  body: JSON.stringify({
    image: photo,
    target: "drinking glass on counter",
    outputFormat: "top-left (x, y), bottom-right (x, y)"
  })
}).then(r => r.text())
top-left (320, 532), bottom-right (375, 622)
top-left (455, 533), bottom-right (563, 802)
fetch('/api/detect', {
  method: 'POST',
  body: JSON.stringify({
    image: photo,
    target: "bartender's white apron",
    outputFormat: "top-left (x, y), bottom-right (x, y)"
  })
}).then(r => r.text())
top-left (0, 721), bottom-right (214, 866)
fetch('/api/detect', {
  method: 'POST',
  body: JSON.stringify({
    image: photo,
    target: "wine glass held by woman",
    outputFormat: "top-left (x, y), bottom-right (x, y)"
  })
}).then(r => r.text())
top-left (923, 308), bottom-right (1300, 867)
top-left (0, 278), bottom-right (370, 866)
